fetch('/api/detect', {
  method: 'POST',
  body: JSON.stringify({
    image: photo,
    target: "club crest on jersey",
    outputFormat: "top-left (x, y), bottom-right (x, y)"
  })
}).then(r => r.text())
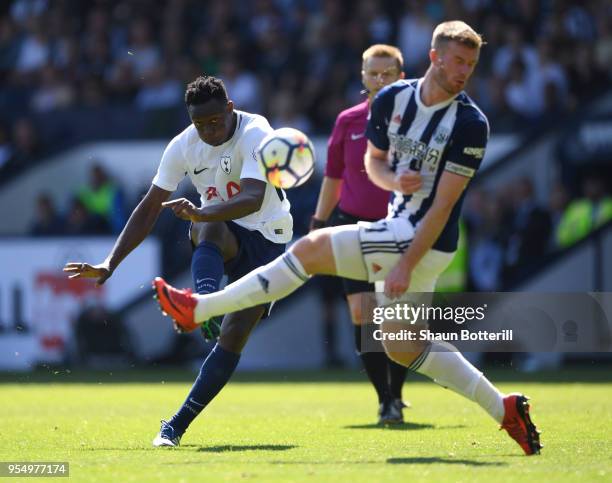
top-left (220, 155), bottom-right (231, 174)
top-left (434, 127), bottom-right (450, 145)
top-left (392, 114), bottom-right (402, 124)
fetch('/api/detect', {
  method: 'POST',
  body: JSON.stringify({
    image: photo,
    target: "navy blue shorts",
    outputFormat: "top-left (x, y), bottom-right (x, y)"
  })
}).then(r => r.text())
top-left (189, 221), bottom-right (286, 319)
top-left (329, 209), bottom-right (376, 296)
top-left (223, 221), bottom-right (286, 283)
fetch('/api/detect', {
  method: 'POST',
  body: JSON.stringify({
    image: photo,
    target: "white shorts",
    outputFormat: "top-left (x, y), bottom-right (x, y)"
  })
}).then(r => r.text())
top-left (331, 217), bottom-right (455, 291)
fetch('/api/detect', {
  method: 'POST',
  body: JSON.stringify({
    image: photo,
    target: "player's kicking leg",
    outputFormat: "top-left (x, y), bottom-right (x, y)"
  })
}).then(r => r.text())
top-left (153, 221), bottom-right (541, 455)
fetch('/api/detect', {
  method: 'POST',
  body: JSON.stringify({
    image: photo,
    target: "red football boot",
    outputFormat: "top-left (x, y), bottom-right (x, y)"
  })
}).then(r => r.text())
top-left (152, 277), bottom-right (198, 333)
top-left (501, 393), bottom-right (542, 455)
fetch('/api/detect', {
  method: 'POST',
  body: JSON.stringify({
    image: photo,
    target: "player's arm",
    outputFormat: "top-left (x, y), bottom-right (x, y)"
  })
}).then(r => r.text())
top-left (384, 118), bottom-right (488, 298)
top-left (312, 114), bottom-right (345, 229)
top-left (364, 86), bottom-right (422, 194)
top-left (364, 142), bottom-right (395, 190)
top-left (311, 176), bottom-right (342, 229)
top-left (64, 184), bottom-right (172, 285)
top-left (365, 142), bottom-right (422, 194)
top-left (163, 178), bottom-right (266, 222)
top-left (64, 133), bottom-right (185, 285)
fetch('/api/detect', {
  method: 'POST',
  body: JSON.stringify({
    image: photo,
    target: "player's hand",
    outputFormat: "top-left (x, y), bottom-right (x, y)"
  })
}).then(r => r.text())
top-left (383, 264), bottom-right (411, 299)
top-left (63, 262), bottom-right (112, 286)
top-left (162, 198), bottom-right (202, 222)
top-left (394, 171), bottom-right (422, 195)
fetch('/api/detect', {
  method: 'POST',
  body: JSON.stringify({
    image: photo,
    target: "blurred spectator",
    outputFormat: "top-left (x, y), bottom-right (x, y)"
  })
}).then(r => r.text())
top-left (218, 58), bottom-right (262, 114)
top-left (548, 181), bottom-right (570, 237)
top-left (76, 163), bottom-right (126, 234)
top-left (30, 64), bottom-right (75, 112)
top-left (493, 24), bottom-right (538, 79)
top-left (14, 14), bottom-right (50, 76)
top-left (122, 17), bottom-right (160, 78)
top-left (78, 75), bottom-right (107, 108)
top-left (0, 16), bottom-right (21, 77)
top-left (566, 43), bottom-right (610, 105)
top-left (556, 173), bottom-right (612, 247)
top-left (106, 59), bottom-right (137, 103)
top-left (29, 192), bottom-right (63, 236)
top-left (466, 190), bottom-right (506, 291)
top-left (135, 64), bottom-right (182, 110)
top-left (269, 88), bottom-right (312, 134)
top-left (64, 197), bottom-right (110, 235)
top-left (0, 122), bottom-right (13, 170)
top-left (561, 1), bottom-right (597, 42)
top-left (533, 38), bottom-right (568, 113)
top-left (504, 177), bottom-right (552, 278)
top-left (357, 0), bottom-right (393, 45)
top-left (192, 34), bottom-right (219, 76)
top-left (595, 16), bottom-right (612, 78)
top-left (398, 2), bottom-right (434, 73)
top-left (11, 117), bottom-right (41, 167)
top-left (503, 58), bottom-right (541, 120)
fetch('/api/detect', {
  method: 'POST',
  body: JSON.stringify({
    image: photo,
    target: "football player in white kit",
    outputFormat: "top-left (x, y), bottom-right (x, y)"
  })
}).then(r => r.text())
top-left (64, 75), bottom-right (292, 447)
top-left (154, 22), bottom-right (541, 455)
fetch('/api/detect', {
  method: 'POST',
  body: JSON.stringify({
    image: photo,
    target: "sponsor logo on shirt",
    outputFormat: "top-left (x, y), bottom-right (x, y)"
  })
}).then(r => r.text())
top-left (388, 133), bottom-right (441, 171)
top-left (350, 132), bottom-right (365, 141)
top-left (462, 147), bottom-right (485, 159)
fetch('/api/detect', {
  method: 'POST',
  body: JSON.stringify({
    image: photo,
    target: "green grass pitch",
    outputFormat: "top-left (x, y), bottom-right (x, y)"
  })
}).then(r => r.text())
top-left (1, 368), bottom-right (611, 482)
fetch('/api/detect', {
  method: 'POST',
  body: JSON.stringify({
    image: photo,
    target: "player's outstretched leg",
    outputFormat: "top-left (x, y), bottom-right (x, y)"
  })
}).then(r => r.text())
top-left (153, 228), bottom-right (348, 332)
top-left (383, 334), bottom-right (541, 455)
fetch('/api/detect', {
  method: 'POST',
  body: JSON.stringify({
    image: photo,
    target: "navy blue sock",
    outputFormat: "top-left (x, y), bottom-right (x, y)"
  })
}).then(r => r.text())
top-left (191, 241), bottom-right (224, 294)
top-left (169, 343), bottom-right (240, 435)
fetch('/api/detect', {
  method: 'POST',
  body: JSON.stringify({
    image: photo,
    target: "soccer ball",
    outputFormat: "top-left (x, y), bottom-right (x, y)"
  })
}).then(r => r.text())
top-left (257, 127), bottom-right (315, 189)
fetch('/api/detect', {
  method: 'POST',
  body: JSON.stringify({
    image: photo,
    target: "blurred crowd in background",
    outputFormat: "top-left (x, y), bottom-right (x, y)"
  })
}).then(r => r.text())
top-left (2, 0), bottom-right (612, 290)
top-left (2, 0), bottom-right (612, 175)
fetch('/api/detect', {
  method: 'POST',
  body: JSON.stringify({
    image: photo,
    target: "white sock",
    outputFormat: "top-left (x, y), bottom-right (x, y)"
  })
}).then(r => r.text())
top-left (194, 252), bottom-right (310, 322)
top-left (411, 342), bottom-right (505, 423)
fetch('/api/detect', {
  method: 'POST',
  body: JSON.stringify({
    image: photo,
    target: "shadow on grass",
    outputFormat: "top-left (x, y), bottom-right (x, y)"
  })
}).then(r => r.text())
top-left (387, 456), bottom-right (506, 467)
top-left (189, 444), bottom-right (297, 453)
top-left (344, 422), bottom-right (435, 431)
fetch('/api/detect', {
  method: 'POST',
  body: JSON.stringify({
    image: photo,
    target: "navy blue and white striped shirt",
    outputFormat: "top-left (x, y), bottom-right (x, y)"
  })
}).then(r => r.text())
top-left (366, 78), bottom-right (489, 252)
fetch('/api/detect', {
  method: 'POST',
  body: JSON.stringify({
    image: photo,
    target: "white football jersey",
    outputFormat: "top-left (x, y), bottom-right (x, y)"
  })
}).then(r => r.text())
top-left (152, 110), bottom-right (293, 243)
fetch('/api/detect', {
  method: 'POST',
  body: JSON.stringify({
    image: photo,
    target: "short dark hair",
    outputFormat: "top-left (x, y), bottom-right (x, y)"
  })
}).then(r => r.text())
top-left (185, 75), bottom-right (228, 106)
